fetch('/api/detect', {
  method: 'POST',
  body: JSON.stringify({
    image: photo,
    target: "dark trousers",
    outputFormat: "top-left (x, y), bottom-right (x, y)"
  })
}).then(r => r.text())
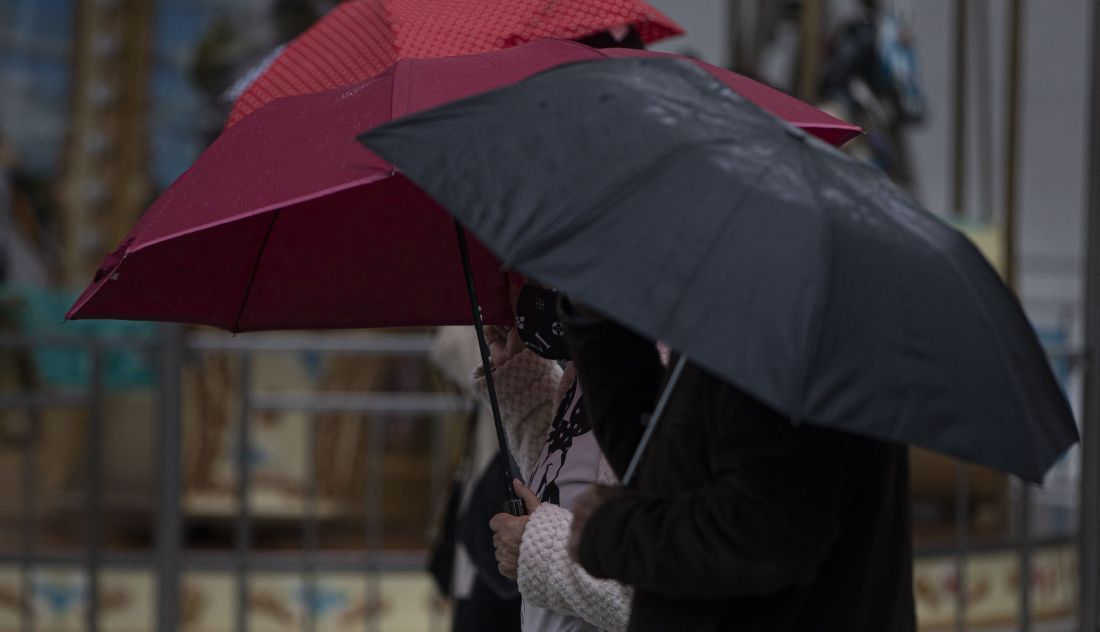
top-left (452, 575), bottom-right (521, 632)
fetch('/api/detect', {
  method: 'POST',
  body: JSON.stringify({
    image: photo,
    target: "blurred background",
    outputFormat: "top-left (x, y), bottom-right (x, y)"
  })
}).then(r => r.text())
top-left (0, 0), bottom-right (1096, 630)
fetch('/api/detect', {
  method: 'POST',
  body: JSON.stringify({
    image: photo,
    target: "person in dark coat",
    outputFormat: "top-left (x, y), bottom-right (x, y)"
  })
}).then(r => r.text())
top-left (558, 298), bottom-right (916, 632)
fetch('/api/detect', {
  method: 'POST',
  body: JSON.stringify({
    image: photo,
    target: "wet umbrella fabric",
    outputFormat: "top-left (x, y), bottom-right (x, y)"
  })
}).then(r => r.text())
top-left (361, 57), bottom-right (1079, 483)
top-left (67, 40), bottom-right (858, 331)
top-left (226, 0), bottom-right (684, 126)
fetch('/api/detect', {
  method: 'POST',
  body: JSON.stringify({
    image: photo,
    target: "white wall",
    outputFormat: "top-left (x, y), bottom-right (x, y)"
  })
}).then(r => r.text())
top-left (646, 0), bottom-right (730, 63)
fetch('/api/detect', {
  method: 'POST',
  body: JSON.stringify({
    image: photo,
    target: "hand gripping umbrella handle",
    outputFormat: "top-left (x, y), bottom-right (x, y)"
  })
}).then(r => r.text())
top-left (622, 355), bottom-right (687, 488)
top-left (454, 221), bottom-right (526, 515)
top-left (502, 497), bottom-right (525, 516)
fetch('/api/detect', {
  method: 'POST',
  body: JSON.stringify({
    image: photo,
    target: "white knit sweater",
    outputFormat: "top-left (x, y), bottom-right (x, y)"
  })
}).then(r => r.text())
top-left (473, 349), bottom-right (632, 632)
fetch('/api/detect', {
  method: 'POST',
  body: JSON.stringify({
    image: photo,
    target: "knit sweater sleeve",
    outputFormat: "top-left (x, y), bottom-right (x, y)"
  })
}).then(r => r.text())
top-left (518, 502), bottom-right (633, 632)
top-left (471, 349), bottom-right (562, 480)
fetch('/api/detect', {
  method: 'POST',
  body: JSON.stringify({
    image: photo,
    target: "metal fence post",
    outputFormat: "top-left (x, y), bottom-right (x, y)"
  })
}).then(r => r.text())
top-left (364, 416), bottom-right (385, 632)
top-left (1018, 480), bottom-right (1033, 630)
top-left (954, 464), bottom-right (970, 632)
top-left (950, 0), bottom-right (968, 219)
top-left (1080, 2), bottom-right (1100, 630)
top-left (156, 325), bottom-right (184, 631)
top-left (304, 413), bottom-right (319, 632)
top-left (86, 345), bottom-right (104, 632)
top-left (20, 390), bottom-right (38, 632)
top-left (236, 353), bottom-right (253, 632)
top-left (1001, 2), bottom-right (1035, 627)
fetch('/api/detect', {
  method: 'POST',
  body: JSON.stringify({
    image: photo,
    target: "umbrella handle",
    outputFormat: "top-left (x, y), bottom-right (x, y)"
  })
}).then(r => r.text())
top-left (622, 354), bottom-right (688, 488)
top-left (453, 221), bottom-right (526, 513)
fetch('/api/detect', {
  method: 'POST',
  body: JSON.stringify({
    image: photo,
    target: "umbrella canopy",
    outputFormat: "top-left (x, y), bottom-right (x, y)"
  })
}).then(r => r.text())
top-left (226, 0), bottom-right (684, 126)
top-left (68, 40), bottom-right (859, 332)
top-left (361, 57), bottom-right (1079, 483)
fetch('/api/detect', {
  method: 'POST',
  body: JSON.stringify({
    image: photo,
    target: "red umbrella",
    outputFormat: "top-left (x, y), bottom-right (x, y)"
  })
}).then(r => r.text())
top-left (226, 0), bottom-right (685, 127)
top-left (69, 39), bottom-right (859, 513)
top-left (68, 39), bottom-right (860, 332)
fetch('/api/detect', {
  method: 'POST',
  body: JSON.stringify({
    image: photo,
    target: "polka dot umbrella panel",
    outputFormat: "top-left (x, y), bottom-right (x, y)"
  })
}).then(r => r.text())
top-left (226, 0), bottom-right (684, 126)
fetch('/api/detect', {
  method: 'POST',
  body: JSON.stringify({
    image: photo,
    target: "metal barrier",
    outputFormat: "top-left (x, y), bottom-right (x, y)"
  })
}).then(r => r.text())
top-left (0, 327), bottom-right (470, 631)
top-left (0, 329), bottom-right (1090, 630)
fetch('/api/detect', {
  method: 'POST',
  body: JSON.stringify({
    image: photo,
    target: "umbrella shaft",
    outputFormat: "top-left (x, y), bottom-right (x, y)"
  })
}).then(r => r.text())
top-left (622, 355), bottom-right (687, 487)
top-left (453, 222), bottom-right (523, 514)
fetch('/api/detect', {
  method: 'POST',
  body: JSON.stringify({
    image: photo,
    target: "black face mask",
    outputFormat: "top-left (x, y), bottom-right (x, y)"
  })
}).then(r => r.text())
top-left (515, 284), bottom-right (570, 360)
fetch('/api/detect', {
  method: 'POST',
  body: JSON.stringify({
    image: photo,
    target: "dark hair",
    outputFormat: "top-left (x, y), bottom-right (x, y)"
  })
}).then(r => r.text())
top-left (575, 25), bottom-right (646, 50)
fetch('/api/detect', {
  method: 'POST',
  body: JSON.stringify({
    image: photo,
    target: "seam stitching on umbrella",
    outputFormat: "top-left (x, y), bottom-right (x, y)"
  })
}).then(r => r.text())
top-left (389, 58), bottom-right (407, 122)
top-left (844, 148), bottom-right (1049, 475)
top-left (791, 141), bottom-right (835, 425)
top-left (506, 140), bottom-right (717, 267)
top-left (126, 173), bottom-right (392, 255)
top-left (660, 139), bottom-right (801, 342)
top-left (809, 144), bottom-right (1060, 479)
top-left (345, 1), bottom-right (395, 72)
top-left (472, 51), bottom-right (528, 85)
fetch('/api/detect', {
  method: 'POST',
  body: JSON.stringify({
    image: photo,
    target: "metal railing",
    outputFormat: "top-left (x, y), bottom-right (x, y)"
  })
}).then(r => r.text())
top-left (0, 326), bottom-right (469, 631)
top-left (0, 327), bottom-right (1091, 630)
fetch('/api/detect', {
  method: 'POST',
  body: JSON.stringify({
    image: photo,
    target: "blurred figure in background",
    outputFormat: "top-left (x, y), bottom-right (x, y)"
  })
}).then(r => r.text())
top-left (817, 0), bottom-right (925, 185)
top-left (429, 326), bottom-right (523, 632)
top-left (191, 0), bottom-right (325, 141)
top-left (0, 133), bottom-right (49, 287)
top-left (480, 283), bottom-right (632, 632)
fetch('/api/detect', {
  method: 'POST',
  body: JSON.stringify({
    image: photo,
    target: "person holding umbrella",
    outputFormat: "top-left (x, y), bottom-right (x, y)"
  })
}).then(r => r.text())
top-left (355, 49), bottom-right (1075, 632)
top-left (558, 298), bottom-right (916, 632)
top-left (478, 282), bottom-right (633, 632)
top-left (428, 326), bottom-right (524, 632)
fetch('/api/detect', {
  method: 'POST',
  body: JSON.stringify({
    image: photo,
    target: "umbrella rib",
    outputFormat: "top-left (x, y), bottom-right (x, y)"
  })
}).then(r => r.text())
top-left (389, 58), bottom-right (408, 124)
top-left (232, 208), bottom-right (281, 333)
top-left (472, 51), bottom-right (535, 85)
top-left (803, 144), bottom-right (1058, 479)
top-left (789, 142), bottom-right (836, 424)
top-left (659, 139), bottom-right (801, 337)
top-left (508, 137), bottom-right (744, 267)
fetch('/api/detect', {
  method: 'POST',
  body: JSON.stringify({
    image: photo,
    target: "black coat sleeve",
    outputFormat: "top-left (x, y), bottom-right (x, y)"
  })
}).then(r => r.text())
top-left (578, 377), bottom-right (856, 600)
top-left (558, 298), bottom-right (665, 478)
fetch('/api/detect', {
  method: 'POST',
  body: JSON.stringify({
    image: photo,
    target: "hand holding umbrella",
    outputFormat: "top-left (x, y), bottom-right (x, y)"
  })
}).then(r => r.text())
top-left (490, 479), bottom-right (542, 579)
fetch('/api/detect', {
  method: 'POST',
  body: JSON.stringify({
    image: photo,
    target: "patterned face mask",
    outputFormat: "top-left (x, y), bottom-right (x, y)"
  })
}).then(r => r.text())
top-left (514, 284), bottom-right (570, 360)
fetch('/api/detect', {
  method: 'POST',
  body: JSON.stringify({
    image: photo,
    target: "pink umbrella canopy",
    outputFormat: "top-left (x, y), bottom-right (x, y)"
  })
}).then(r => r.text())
top-left (68, 39), bottom-right (860, 332)
top-left (226, 0), bottom-right (685, 126)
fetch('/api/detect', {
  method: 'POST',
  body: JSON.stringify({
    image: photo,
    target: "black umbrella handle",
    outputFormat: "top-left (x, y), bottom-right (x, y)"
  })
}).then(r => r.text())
top-left (622, 354), bottom-right (687, 488)
top-left (454, 221), bottom-right (526, 516)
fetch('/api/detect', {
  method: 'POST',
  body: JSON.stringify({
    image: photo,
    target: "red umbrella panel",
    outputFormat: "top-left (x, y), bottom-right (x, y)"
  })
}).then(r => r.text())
top-left (226, 0), bottom-right (685, 126)
top-left (68, 39), bottom-right (861, 332)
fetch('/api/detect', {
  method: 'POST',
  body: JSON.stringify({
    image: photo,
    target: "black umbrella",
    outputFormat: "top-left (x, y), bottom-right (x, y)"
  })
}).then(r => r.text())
top-left (360, 57), bottom-right (1078, 483)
